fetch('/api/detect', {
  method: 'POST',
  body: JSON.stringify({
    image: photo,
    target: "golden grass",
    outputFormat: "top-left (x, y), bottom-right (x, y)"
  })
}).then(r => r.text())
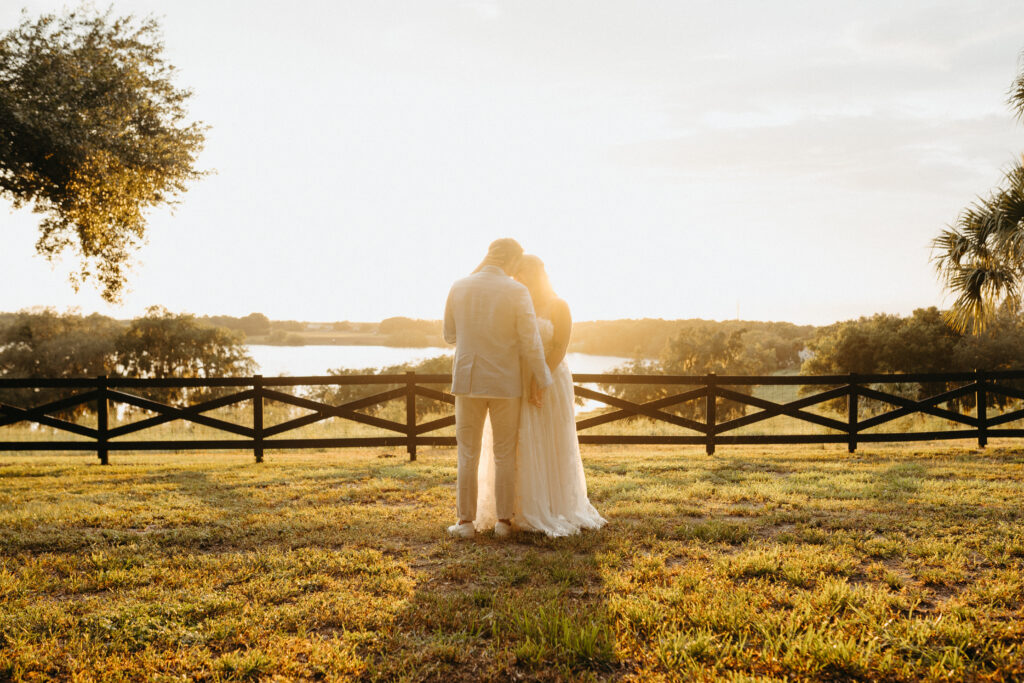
top-left (1, 444), bottom-right (1023, 681)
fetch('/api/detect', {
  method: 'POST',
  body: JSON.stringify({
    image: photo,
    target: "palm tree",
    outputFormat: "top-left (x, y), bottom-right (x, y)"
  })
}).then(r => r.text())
top-left (933, 58), bottom-right (1024, 333)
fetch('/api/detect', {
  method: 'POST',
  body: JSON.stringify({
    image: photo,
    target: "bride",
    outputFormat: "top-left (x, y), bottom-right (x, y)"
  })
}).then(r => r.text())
top-left (474, 254), bottom-right (606, 537)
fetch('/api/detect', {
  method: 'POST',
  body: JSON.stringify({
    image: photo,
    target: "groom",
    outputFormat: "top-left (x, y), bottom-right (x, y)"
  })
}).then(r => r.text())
top-left (443, 238), bottom-right (553, 539)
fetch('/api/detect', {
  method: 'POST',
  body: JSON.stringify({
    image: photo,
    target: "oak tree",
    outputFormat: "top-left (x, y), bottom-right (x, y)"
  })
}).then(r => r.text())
top-left (0, 7), bottom-right (207, 301)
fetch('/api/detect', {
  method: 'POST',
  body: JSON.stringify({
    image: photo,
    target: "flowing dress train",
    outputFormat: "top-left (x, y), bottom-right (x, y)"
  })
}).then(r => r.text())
top-left (474, 319), bottom-right (605, 536)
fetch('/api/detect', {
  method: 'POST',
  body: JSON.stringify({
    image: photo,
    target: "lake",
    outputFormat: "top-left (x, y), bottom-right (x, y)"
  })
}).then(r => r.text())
top-left (248, 344), bottom-right (630, 377)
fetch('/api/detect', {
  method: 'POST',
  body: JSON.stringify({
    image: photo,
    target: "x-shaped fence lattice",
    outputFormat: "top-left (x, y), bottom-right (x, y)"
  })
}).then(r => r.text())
top-left (570, 371), bottom-right (1024, 453)
top-left (2, 371), bottom-right (1024, 463)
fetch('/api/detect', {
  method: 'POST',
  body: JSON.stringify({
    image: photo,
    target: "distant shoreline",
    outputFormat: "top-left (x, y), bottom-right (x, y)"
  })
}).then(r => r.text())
top-left (244, 335), bottom-right (626, 357)
top-left (245, 338), bottom-right (631, 359)
top-left (245, 333), bottom-right (447, 348)
top-left (1, 311), bottom-right (810, 361)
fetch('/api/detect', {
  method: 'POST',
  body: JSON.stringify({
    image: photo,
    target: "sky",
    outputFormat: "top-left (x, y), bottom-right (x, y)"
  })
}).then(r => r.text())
top-left (1, 0), bottom-right (1023, 325)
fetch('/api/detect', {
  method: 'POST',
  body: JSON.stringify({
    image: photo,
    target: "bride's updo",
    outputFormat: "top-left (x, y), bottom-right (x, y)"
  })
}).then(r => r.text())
top-left (515, 254), bottom-right (556, 309)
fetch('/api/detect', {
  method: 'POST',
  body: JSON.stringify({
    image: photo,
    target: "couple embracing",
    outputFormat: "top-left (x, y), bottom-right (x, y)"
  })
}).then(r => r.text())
top-left (443, 238), bottom-right (605, 539)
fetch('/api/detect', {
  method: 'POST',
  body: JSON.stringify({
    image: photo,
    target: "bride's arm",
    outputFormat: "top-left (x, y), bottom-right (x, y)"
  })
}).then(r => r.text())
top-left (547, 298), bottom-right (572, 371)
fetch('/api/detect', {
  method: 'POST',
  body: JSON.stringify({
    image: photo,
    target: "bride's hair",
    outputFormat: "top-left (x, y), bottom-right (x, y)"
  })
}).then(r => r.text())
top-left (516, 254), bottom-right (556, 308)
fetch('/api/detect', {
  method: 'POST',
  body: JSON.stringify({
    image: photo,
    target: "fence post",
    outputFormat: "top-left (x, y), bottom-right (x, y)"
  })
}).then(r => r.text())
top-left (847, 373), bottom-right (858, 454)
top-left (253, 374), bottom-right (264, 463)
top-left (96, 375), bottom-right (109, 466)
top-left (705, 373), bottom-right (716, 455)
top-left (406, 371), bottom-right (417, 461)
top-left (976, 369), bottom-right (987, 449)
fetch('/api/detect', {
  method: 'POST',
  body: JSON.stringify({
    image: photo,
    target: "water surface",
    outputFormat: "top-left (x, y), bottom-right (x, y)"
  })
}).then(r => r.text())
top-left (248, 344), bottom-right (629, 377)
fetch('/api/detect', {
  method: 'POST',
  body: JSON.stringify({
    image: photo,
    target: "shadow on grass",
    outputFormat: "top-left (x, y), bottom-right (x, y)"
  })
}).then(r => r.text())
top-left (389, 527), bottom-right (620, 680)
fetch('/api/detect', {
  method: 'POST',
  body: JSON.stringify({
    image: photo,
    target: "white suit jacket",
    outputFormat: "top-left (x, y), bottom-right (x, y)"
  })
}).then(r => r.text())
top-left (444, 266), bottom-right (553, 397)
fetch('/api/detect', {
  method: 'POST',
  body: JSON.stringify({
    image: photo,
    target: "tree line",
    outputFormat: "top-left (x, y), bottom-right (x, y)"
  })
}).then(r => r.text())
top-left (599, 307), bottom-right (1024, 419)
top-left (799, 306), bottom-right (1024, 411)
top-left (195, 314), bottom-right (443, 347)
top-left (0, 307), bottom-right (253, 408)
top-left (599, 320), bottom-right (813, 421)
top-left (6, 305), bottom-right (1024, 418)
top-left (572, 318), bottom-right (812, 362)
top-left (191, 314), bottom-right (815, 358)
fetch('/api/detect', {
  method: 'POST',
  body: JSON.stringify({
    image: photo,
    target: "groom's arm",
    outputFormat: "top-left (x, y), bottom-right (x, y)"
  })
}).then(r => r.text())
top-left (513, 286), bottom-right (553, 390)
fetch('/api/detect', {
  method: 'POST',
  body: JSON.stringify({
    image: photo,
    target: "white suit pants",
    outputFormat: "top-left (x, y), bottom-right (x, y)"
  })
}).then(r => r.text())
top-left (455, 395), bottom-right (520, 522)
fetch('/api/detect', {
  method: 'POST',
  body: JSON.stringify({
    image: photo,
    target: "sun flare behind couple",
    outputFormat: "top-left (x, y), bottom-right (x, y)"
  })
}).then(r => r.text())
top-left (444, 238), bottom-right (605, 539)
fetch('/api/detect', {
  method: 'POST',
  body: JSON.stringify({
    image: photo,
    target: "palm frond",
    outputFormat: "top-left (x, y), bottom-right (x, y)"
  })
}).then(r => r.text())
top-left (936, 57), bottom-right (1024, 332)
top-left (1011, 53), bottom-right (1024, 122)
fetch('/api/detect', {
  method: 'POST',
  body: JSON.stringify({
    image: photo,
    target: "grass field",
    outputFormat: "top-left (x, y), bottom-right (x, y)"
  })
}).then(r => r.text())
top-left (2, 444), bottom-right (1023, 681)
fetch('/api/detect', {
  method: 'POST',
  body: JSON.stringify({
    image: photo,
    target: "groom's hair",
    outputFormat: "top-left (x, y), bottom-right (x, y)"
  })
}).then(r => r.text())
top-left (477, 238), bottom-right (524, 271)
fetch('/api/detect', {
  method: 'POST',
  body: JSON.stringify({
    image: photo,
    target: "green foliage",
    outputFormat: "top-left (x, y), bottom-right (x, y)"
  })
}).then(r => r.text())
top-left (0, 307), bottom-right (253, 408)
top-left (953, 309), bottom-right (1024, 371)
top-left (270, 320), bottom-right (305, 332)
top-left (0, 308), bottom-right (121, 408)
top-left (572, 318), bottom-right (812, 362)
top-left (659, 327), bottom-right (738, 375)
top-left (200, 313), bottom-right (271, 337)
top-left (599, 358), bottom-right (665, 420)
top-left (116, 307), bottom-right (255, 403)
top-left (377, 317), bottom-right (444, 347)
top-left (1013, 60), bottom-right (1024, 122)
top-left (0, 308), bottom-right (120, 377)
top-left (802, 306), bottom-right (1024, 408)
top-left (600, 323), bottom-right (798, 421)
top-left (0, 6), bottom-right (207, 302)
top-left (802, 307), bottom-right (960, 376)
top-left (264, 330), bottom-right (304, 345)
top-left (933, 55), bottom-right (1024, 332)
top-left (308, 355), bottom-right (451, 420)
top-left (573, 318), bottom-right (686, 357)
top-left (239, 313), bottom-right (271, 337)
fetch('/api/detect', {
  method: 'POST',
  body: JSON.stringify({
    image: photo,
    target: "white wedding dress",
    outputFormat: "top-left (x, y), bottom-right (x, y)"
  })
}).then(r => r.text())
top-left (474, 318), bottom-right (606, 537)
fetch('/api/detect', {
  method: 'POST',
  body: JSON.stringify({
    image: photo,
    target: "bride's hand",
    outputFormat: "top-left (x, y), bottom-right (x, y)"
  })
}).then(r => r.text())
top-left (529, 377), bottom-right (544, 407)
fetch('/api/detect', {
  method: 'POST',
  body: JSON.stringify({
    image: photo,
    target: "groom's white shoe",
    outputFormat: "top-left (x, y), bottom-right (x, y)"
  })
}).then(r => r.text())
top-left (493, 520), bottom-right (513, 539)
top-left (447, 521), bottom-right (475, 539)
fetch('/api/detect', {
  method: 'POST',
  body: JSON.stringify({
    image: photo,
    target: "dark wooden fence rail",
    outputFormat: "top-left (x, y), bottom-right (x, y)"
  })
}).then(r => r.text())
top-left (2, 370), bottom-right (1024, 464)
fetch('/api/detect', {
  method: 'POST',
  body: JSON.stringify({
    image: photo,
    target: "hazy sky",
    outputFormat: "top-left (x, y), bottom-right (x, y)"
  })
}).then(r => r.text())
top-left (2, 1), bottom-right (1023, 325)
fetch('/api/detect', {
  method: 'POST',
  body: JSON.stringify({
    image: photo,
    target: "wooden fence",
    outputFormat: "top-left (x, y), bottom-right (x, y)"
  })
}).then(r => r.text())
top-left (2, 370), bottom-right (1024, 464)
